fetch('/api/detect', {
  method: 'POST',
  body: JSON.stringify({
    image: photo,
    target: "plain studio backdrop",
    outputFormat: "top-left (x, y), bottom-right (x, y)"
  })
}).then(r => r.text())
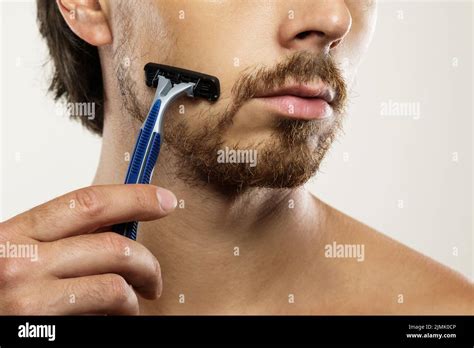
top-left (0, 0), bottom-right (472, 280)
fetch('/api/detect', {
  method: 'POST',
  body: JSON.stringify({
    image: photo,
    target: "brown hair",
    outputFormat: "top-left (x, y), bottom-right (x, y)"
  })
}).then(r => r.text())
top-left (36, 0), bottom-right (104, 136)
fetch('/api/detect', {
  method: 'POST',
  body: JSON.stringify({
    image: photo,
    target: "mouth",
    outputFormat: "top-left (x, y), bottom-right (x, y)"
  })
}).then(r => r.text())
top-left (253, 82), bottom-right (335, 120)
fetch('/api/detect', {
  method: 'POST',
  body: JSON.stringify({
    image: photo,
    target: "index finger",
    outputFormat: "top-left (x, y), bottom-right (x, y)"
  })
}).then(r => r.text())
top-left (4, 184), bottom-right (177, 242)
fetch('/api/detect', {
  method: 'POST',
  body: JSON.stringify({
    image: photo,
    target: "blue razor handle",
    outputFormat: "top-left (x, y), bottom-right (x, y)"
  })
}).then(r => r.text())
top-left (113, 76), bottom-right (195, 240)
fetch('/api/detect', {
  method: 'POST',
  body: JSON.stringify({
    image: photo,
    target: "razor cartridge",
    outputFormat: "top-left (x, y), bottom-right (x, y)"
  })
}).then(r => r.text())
top-left (145, 63), bottom-right (220, 101)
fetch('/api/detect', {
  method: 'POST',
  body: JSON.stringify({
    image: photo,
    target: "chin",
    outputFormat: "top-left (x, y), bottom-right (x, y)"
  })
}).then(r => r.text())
top-left (205, 142), bottom-right (323, 192)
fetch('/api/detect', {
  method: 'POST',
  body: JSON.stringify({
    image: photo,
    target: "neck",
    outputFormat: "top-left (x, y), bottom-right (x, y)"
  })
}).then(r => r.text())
top-left (93, 103), bottom-right (324, 314)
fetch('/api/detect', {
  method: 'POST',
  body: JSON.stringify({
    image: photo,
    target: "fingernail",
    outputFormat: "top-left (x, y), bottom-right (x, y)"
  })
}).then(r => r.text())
top-left (156, 188), bottom-right (177, 213)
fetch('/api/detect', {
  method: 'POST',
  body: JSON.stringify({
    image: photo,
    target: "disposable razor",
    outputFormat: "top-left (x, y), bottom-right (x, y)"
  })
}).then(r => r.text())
top-left (113, 63), bottom-right (220, 240)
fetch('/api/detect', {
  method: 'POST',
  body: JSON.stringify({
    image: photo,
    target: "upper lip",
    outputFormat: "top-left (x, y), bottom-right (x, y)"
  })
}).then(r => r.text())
top-left (254, 82), bottom-right (335, 104)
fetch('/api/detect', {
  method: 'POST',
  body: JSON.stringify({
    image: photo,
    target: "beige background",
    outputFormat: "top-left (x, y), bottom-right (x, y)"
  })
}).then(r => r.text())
top-left (1, 0), bottom-right (472, 279)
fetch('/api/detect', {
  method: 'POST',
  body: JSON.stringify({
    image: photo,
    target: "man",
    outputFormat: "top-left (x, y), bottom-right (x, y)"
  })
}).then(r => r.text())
top-left (0, 0), bottom-right (471, 314)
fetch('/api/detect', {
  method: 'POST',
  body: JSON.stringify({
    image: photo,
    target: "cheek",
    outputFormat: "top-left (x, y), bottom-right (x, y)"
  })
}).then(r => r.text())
top-left (129, 9), bottom-right (237, 117)
top-left (138, 1), bottom-right (276, 103)
top-left (164, 96), bottom-right (225, 132)
top-left (333, 8), bottom-right (377, 86)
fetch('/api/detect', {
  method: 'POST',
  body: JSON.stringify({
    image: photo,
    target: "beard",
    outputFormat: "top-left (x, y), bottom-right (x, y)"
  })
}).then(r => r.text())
top-left (116, 51), bottom-right (347, 193)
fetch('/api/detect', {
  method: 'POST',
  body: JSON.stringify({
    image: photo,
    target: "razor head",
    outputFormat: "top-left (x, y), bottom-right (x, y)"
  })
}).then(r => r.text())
top-left (145, 63), bottom-right (220, 102)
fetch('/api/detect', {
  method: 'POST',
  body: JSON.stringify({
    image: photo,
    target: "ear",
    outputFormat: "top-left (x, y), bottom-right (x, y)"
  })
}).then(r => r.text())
top-left (56, 0), bottom-right (112, 46)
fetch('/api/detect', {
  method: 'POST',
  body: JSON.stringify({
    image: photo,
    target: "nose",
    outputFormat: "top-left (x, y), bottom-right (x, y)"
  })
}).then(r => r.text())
top-left (278, 0), bottom-right (352, 54)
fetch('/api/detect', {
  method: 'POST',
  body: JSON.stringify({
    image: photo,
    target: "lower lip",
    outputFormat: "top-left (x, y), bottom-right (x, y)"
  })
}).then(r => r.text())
top-left (256, 95), bottom-right (333, 120)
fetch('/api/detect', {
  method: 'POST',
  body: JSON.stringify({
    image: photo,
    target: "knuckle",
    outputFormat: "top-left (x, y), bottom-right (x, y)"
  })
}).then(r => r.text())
top-left (2, 215), bottom-right (31, 238)
top-left (101, 232), bottom-right (130, 259)
top-left (151, 255), bottom-right (161, 281)
top-left (121, 293), bottom-right (139, 315)
top-left (0, 257), bottom-right (23, 285)
top-left (5, 296), bottom-right (34, 315)
top-left (72, 187), bottom-right (106, 218)
top-left (135, 243), bottom-right (160, 277)
top-left (0, 223), bottom-right (8, 240)
top-left (152, 256), bottom-right (162, 298)
top-left (104, 274), bottom-right (133, 305)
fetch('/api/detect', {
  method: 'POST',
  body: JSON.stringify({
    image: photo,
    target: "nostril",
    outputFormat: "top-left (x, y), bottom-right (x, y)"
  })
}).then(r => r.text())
top-left (296, 31), bottom-right (311, 40)
top-left (295, 30), bottom-right (325, 40)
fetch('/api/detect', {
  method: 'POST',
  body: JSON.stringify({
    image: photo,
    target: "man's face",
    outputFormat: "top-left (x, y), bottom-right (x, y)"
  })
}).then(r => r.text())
top-left (110, 0), bottom-right (377, 191)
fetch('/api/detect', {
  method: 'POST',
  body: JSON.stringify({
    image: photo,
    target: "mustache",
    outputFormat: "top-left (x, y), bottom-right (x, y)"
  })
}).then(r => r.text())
top-left (230, 51), bottom-right (347, 114)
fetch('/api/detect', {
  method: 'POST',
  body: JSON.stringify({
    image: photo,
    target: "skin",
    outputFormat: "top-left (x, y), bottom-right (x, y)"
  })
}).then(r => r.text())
top-left (0, 0), bottom-right (472, 315)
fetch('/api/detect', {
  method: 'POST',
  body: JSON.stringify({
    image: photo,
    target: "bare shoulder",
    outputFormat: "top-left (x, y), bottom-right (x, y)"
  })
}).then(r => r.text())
top-left (312, 197), bottom-right (473, 314)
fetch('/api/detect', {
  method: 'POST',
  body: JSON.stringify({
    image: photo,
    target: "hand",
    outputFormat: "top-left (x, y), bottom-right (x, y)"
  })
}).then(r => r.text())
top-left (0, 184), bottom-right (177, 315)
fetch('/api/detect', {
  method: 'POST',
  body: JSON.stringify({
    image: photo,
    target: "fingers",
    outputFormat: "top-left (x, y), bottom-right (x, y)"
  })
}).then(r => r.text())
top-left (4, 184), bottom-right (177, 242)
top-left (7, 274), bottom-right (140, 315)
top-left (0, 184), bottom-right (171, 315)
top-left (56, 274), bottom-right (140, 315)
top-left (44, 232), bottom-right (162, 299)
